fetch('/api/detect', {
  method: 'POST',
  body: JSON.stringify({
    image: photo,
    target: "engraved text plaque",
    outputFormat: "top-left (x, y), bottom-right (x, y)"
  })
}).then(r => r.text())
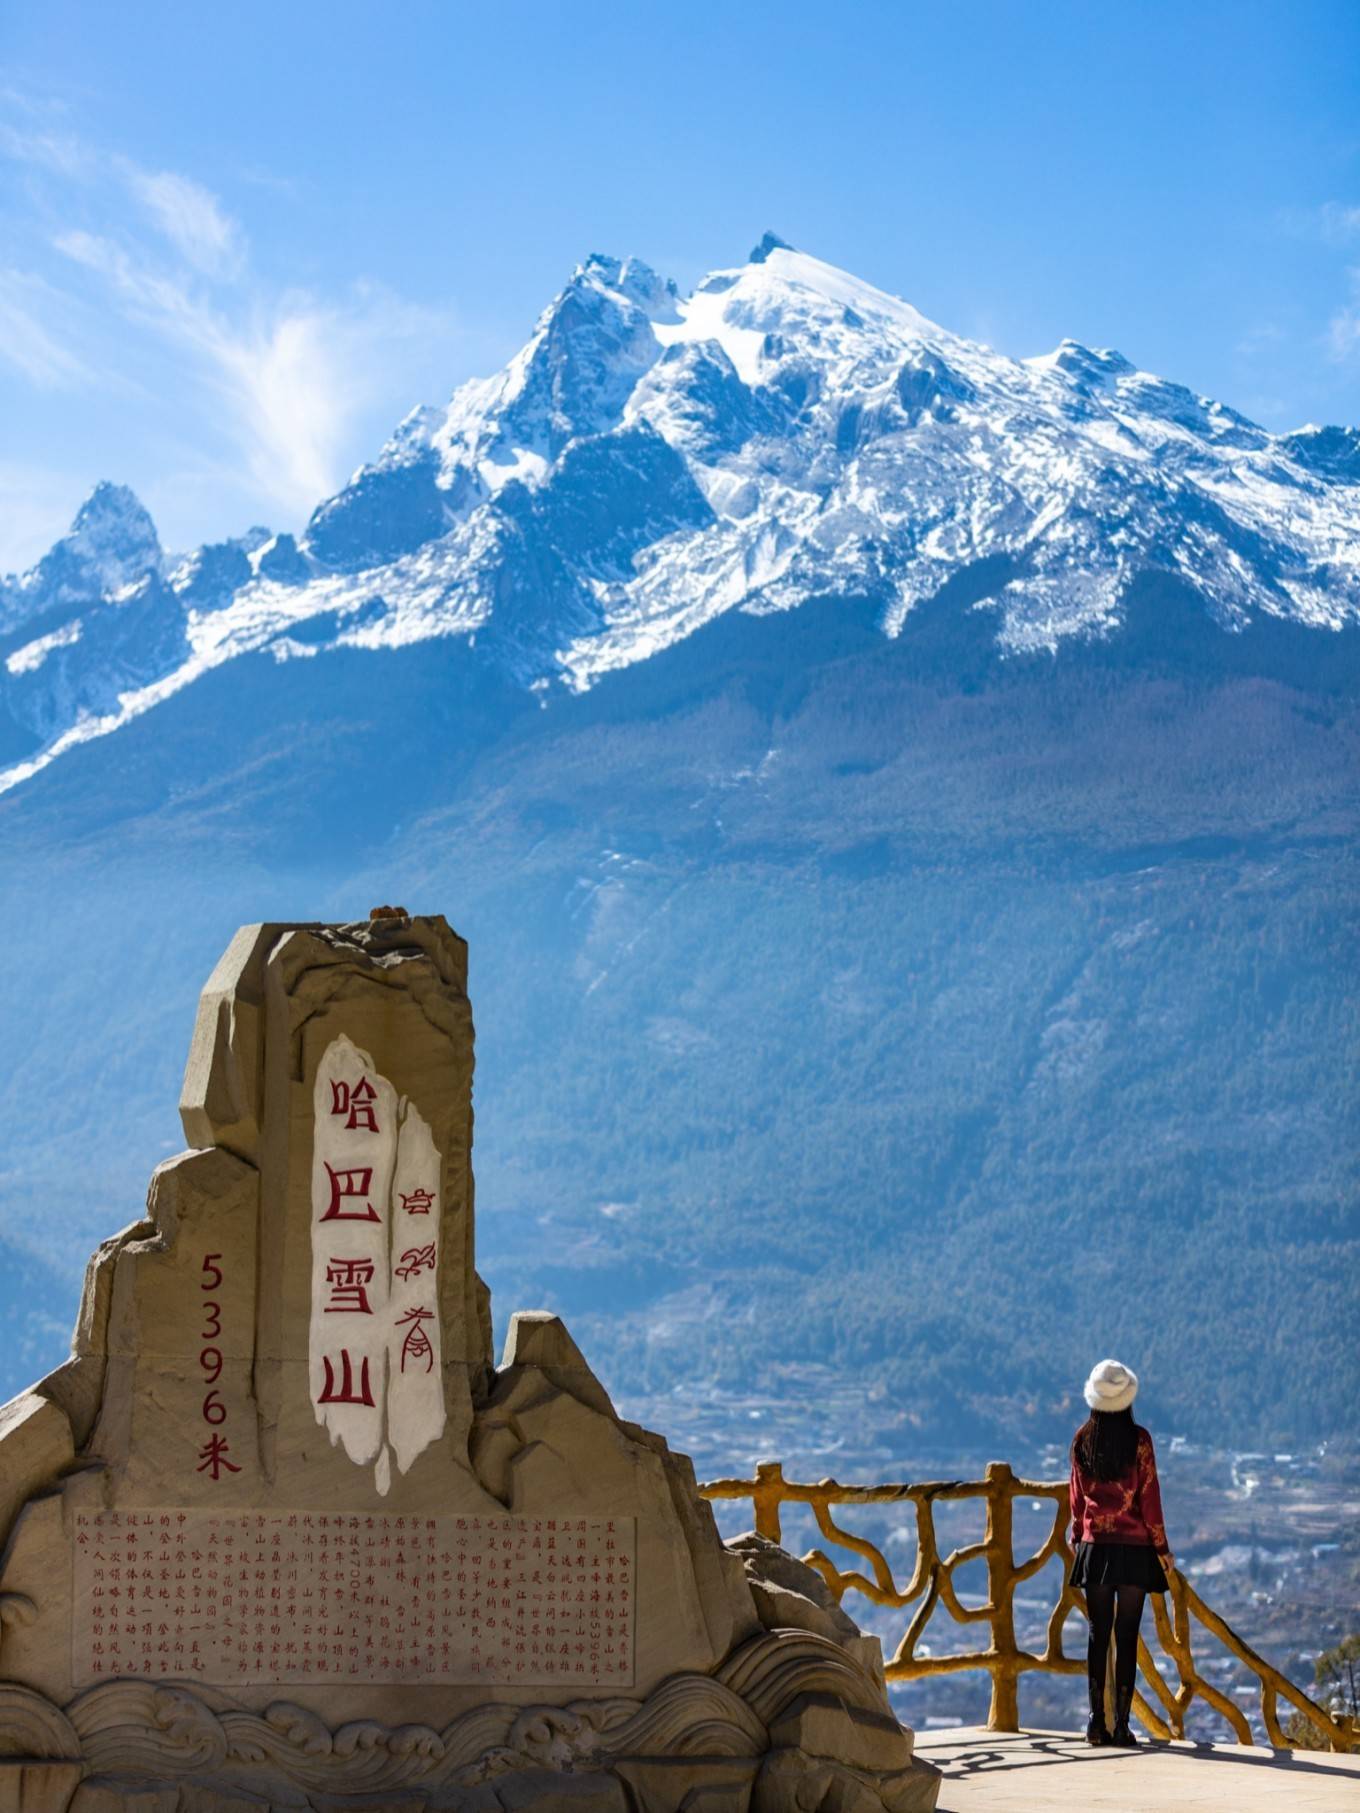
top-left (72, 1509), bottom-right (635, 1688)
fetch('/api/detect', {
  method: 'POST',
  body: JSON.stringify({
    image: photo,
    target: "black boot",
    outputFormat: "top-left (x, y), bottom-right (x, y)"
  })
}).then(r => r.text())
top-left (1085, 1674), bottom-right (1110, 1746)
top-left (1110, 1686), bottom-right (1139, 1747)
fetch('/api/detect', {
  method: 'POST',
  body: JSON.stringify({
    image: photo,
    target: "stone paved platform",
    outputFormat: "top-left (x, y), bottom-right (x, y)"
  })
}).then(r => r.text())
top-left (916, 1726), bottom-right (1360, 1810)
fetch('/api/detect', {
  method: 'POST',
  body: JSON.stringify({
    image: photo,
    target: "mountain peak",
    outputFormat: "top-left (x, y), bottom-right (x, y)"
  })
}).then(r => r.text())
top-left (63, 482), bottom-right (163, 583)
top-left (1035, 339), bottom-right (1136, 390)
top-left (2, 481), bottom-right (163, 618)
top-left (572, 253), bottom-right (679, 320)
top-left (749, 231), bottom-right (795, 264)
top-left (0, 478), bottom-right (165, 642)
top-left (71, 479), bottom-right (153, 531)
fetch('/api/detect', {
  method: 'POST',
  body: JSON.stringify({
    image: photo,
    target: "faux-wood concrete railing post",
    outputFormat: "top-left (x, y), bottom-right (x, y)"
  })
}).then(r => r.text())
top-left (752, 1460), bottom-right (785, 1543)
top-left (983, 1461), bottom-right (1020, 1731)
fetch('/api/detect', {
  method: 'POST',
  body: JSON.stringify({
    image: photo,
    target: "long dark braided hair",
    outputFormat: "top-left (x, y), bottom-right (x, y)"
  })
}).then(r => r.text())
top-left (1073, 1405), bottom-right (1139, 1480)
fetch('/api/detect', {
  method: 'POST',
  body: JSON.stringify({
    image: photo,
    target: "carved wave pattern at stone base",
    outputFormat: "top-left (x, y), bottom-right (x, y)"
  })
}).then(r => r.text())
top-left (716, 1629), bottom-right (886, 1722)
top-left (0, 1632), bottom-right (883, 1797)
top-left (68, 1683), bottom-right (234, 1775)
top-left (591, 1671), bottom-right (766, 1759)
top-left (0, 1682), bottom-right (81, 1761)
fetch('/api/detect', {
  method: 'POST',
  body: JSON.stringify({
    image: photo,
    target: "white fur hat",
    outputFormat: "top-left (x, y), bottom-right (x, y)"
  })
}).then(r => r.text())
top-left (1084, 1357), bottom-right (1139, 1413)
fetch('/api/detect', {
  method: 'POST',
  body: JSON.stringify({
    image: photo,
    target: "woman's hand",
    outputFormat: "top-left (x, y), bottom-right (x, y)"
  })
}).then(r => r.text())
top-left (1162, 1552), bottom-right (1176, 1575)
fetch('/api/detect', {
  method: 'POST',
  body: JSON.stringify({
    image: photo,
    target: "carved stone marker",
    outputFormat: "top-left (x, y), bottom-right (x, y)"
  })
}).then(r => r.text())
top-left (0, 914), bottom-right (941, 1812)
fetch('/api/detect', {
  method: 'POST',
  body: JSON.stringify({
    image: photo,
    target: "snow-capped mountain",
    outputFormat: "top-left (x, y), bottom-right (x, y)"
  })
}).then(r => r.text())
top-left (1, 482), bottom-right (163, 627)
top-left (4, 233), bottom-right (1357, 791)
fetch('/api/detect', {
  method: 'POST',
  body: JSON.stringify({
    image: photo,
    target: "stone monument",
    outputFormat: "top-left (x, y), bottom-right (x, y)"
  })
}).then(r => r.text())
top-left (0, 913), bottom-right (941, 1812)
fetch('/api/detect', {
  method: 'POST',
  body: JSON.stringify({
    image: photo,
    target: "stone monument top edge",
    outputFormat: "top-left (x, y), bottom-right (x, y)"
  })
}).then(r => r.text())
top-left (179, 913), bottom-right (470, 1157)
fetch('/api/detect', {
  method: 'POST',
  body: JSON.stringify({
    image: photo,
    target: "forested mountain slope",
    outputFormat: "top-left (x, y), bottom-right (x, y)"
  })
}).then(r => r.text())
top-left (1, 237), bottom-right (1355, 1449)
top-left (1, 577), bottom-right (1353, 1446)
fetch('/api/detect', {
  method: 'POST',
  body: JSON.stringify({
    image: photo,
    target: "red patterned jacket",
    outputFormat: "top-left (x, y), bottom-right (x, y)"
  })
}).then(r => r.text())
top-left (1069, 1427), bottom-right (1170, 1553)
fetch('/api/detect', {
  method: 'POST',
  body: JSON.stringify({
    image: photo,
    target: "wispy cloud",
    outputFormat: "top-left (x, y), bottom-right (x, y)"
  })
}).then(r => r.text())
top-left (124, 167), bottom-right (244, 276)
top-left (0, 118), bottom-right (88, 178)
top-left (0, 269), bottom-right (91, 387)
top-left (0, 107), bottom-right (458, 537)
top-left (1270, 202), bottom-right (1360, 379)
top-left (1318, 202), bottom-right (1360, 246)
top-left (53, 228), bottom-right (448, 510)
top-left (1276, 200), bottom-right (1360, 245)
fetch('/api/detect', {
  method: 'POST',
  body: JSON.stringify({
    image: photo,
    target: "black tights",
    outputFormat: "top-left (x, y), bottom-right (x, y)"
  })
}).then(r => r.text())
top-left (1087, 1584), bottom-right (1146, 1704)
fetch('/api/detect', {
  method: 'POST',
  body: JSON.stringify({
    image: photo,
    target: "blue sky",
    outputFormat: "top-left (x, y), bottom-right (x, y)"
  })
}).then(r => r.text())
top-left (2, 0), bottom-right (1357, 570)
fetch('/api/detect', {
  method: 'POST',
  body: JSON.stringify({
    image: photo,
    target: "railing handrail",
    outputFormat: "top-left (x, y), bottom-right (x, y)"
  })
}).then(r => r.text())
top-left (700, 1459), bottom-right (1356, 1753)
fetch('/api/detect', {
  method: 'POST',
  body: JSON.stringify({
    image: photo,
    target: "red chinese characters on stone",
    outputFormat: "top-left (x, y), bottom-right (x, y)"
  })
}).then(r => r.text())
top-left (400, 1187), bottom-right (435, 1216)
top-left (329, 1076), bottom-right (379, 1133)
top-left (318, 1351), bottom-right (376, 1406)
top-left (395, 1306), bottom-right (436, 1374)
top-left (72, 1511), bottom-right (634, 1687)
top-left (323, 1257), bottom-right (376, 1313)
top-left (196, 1434), bottom-right (241, 1479)
top-left (394, 1244), bottom-right (436, 1281)
top-left (320, 1164), bottom-right (380, 1223)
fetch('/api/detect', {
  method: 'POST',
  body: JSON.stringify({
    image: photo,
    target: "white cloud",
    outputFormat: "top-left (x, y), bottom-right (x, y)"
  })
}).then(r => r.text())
top-left (1270, 203), bottom-right (1360, 373)
top-left (1319, 202), bottom-right (1360, 246)
top-left (3, 120), bottom-right (243, 273)
top-left (0, 109), bottom-right (459, 534)
top-left (54, 229), bottom-right (451, 512)
top-left (124, 166), bottom-right (244, 275)
top-left (1276, 201), bottom-right (1360, 246)
top-left (0, 269), bottom-right (90, 387)
top-left (0, 119), bottom-right (87, 177)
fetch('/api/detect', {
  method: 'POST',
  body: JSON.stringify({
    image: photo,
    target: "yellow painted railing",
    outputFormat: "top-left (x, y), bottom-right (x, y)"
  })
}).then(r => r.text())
top-left (699, 1459), bottom-right (1356, 1753)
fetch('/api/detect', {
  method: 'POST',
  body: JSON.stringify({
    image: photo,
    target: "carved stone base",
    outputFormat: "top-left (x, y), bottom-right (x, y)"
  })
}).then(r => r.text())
top-left (0, 1630), bottom-right (942, 1811)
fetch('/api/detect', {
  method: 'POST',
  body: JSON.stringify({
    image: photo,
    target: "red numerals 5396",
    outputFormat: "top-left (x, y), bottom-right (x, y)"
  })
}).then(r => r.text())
top-left (196, 1253), bottom-right (239, 1480)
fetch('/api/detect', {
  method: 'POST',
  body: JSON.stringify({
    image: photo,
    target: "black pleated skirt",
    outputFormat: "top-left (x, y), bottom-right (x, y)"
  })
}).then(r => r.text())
top-left (1070, 1541), bottom-right (1169, 1592)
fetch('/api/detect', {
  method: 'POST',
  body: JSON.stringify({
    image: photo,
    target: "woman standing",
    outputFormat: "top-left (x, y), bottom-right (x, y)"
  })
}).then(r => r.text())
top-left (1069, 1358), bottom-right (1174, 1747)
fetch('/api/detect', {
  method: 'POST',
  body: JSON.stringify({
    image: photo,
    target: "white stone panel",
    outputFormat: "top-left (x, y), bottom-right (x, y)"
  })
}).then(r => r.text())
top-left (309, 1035), bottom-right (398, 1475)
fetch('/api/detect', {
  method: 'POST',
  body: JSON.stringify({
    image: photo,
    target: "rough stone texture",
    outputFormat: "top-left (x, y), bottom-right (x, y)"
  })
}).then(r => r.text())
top-left (494, 1770), bottom-right (628, 1811)
top-left (755, 1748), bottom-right (921, 1813)
top-left (877, 1766), bottom-right (945, 1813)
top-left (727, 1536), bottom-right (886, 1689)
top-left (0, 1759), bottom-right (83, 1811)
top-left (68, 1784), bottom-right (178, 1813)
top-left (0, 916), bottom-right (938, 1812)
top-left (612, 1756), bottom-right (760, 1812)
top-left (767, 1695), bottom-right (911, 1774)
top-left (0, 1394), bottom-right (74, 1559)
top-left (86, 1148), bottom-right (262, 1494)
